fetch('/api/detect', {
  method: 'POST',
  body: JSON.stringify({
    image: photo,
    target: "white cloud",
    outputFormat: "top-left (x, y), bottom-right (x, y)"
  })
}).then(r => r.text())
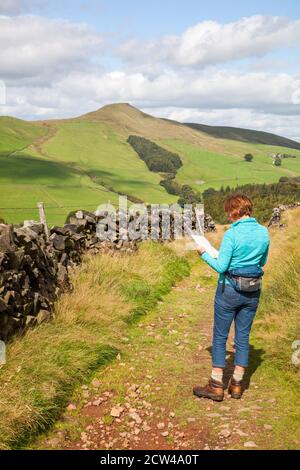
top-left (0, 0), bottom-right (42, 14)
top-left (3, 68), bottom-right (300, 124)
top-left (0, 79), bottom-right (6, 104)
top-left (120, 15), bottom-right (300, 67)
top-left (0, 12), bottom-right (300, 141)
top-left (150, 107), bottom-right (300, 141)
top-left (55, 68), bottom-right (300, 115)
top-left (0, 0), bottom-right (23, 14)
top-left (0, 15), bottom-right (104, 80)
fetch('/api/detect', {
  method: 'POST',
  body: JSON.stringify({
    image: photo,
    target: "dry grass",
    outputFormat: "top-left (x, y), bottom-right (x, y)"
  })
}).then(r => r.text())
top-left (1, 212), bottom-right (299, 449)
top-left (0, 241), bottom-right (189, 449)
top-left (77, 103), bottom-right (216, 147)
top-left (253, 208), bottom-right (300, 380)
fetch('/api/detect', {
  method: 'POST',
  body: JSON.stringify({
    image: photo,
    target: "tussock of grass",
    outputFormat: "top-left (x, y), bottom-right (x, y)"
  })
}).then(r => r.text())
top-left (0, 241), bottom-right (190, 449)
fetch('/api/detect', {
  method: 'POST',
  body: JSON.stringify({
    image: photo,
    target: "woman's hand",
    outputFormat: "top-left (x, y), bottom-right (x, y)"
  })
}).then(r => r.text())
top-left (196, 247), bottom-right (207, 256)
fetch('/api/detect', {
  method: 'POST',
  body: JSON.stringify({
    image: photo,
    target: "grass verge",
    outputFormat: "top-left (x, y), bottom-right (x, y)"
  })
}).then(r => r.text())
top-left (248, 208), bottom-right (300, 448)
top-left (0, 242), bottom-right (190, 449)
top-left (254, 209), bottom-right (300, 383)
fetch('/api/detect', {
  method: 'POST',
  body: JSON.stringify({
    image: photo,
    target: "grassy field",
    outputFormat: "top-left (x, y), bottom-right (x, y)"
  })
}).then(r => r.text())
top-left (0, 120), bottom-right (121, 225)
top-left (1, 104), bottom-right (300, 225)
top-left (0, 149), bottom-right (120, 226)
top-left (0, 117), bottom-right (47, 156)
top-left (43, 121), bottom-right (177, 205)
top-left (0, 115), bottom-right (177, 225)
top-left (163, 139), bottom-right (300, 191)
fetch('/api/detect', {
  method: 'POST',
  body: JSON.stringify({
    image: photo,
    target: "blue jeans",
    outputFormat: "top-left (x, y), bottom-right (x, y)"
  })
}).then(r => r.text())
top-left (212, 283), bottom-right (260, 368)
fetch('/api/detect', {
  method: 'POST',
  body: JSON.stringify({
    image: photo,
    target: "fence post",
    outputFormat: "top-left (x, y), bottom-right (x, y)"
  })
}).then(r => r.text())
top-left (0, 340), bottom-right (6, 366)
top-left (37, 202), bottom-right (49, 239)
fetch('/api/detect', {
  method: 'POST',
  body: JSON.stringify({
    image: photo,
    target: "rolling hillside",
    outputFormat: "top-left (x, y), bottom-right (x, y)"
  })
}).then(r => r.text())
top-left (1, 103), bottom-right (300, 225)
top-left (184, 122), bottom-right (300, 150)
top-left (0, 116), bottom-right (47, 156)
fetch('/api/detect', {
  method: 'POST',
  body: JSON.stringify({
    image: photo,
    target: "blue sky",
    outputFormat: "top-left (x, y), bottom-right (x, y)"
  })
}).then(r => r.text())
top-left (0, 0), bottom-right (299, 139)
top-left (33, 0), bottom-right (300, 37)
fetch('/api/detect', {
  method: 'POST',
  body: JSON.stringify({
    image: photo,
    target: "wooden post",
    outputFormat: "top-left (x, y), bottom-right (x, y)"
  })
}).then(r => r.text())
top-left (37, 202), bottom-right (49, 239)
top-left (0, 340), bottom-right (6, 366)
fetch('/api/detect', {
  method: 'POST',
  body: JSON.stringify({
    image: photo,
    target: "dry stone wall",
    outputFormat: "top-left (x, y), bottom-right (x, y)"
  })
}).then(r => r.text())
top-left (0, 209), bottom-right (216, 341)
top-left (268, 202), bottom-right (300, 228)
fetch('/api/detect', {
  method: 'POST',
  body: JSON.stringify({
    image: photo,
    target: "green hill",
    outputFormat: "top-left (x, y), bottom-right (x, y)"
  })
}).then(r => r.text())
top-left (1, 103), bottom-right (300, 225)
top-left (184, 122), bottom-right (300, 150)
top-left (0, 116), bottom-right (47, 156)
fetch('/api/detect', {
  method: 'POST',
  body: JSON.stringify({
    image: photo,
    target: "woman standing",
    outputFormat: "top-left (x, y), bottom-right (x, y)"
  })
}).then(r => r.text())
top-left (193, 194), bottom-right (270, 402)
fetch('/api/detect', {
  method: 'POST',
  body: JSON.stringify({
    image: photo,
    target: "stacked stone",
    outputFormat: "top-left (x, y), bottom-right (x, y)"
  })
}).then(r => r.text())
top-left (268, 207), bottom-right (283, 228)
top-left (0, 208), bottom-right (217, 340)
top-left (268, 202), bottom-right (300, 228)
top-left (0, 222), bottom-right (62, 340)
top-left (0, 211), bottom-right (139, 341)
top-left (204, 214), bottom-right (217, 232)
top-left (142, 207), bottom-right (216, 238)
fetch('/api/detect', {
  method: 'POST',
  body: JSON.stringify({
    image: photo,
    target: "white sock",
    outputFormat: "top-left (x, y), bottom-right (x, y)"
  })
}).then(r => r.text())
top-left (211, 370), bottom-right (223, 383)
top-left (233, 368), bottom-right (245, 382)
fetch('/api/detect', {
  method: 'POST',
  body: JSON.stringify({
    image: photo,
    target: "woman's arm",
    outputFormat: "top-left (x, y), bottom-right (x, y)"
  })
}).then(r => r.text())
top-left (260, 241), bottom-right (270, 267)
top-left (200, 230), bottom-right (234, 274)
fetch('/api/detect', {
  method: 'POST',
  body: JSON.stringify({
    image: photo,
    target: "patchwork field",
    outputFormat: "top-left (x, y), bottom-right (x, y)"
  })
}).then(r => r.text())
top-left (0, 148), bottom-right (120, 226)
top-left (163, 140), bottom-right (300, 191)
top-left (43, 121), bottom-right (177, 205)
top-left (1, 103), bottom-right (300, 225)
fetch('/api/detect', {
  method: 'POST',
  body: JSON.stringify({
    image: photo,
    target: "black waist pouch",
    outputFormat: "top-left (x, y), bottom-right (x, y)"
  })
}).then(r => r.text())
top-left (224, 266), bottom-right (263, 293)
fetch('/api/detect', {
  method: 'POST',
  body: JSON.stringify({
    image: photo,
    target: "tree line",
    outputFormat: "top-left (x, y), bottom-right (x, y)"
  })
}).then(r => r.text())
top-left (203, 176), bottom-right (300, 224)
top-left (127, 135), bottom-right (183, 174)
top-left (127, 135), bottom-right (202, 205)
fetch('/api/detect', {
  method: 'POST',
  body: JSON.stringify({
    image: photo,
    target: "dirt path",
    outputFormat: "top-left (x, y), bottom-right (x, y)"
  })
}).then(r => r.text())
top-left (27, 123), bottom-right (58, 158)
top-left (34, 260), bottom-right (283, 451)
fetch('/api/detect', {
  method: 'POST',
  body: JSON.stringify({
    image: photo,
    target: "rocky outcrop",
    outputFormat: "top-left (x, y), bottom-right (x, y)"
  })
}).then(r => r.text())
top-left (268, 202), bottom-right (300, 228)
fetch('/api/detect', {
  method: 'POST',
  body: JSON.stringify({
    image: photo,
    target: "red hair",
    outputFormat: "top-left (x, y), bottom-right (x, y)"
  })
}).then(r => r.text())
top-left (224, 194), bottom-right (253, 220)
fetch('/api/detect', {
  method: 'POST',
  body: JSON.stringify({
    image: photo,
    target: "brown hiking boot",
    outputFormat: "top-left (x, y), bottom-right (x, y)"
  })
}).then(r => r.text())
top-left (193, 378), bottom-right (224, 402)
top-left (228, 377), bottom-right (243, 399)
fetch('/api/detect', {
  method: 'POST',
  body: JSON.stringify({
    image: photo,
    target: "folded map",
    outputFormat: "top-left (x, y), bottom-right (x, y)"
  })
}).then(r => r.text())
top-left (187, 228), bottom-right (219, 259)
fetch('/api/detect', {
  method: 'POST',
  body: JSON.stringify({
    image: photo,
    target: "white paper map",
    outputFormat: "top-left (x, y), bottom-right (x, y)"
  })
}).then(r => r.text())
top-left (186, 227), bottom-right (219, 259)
